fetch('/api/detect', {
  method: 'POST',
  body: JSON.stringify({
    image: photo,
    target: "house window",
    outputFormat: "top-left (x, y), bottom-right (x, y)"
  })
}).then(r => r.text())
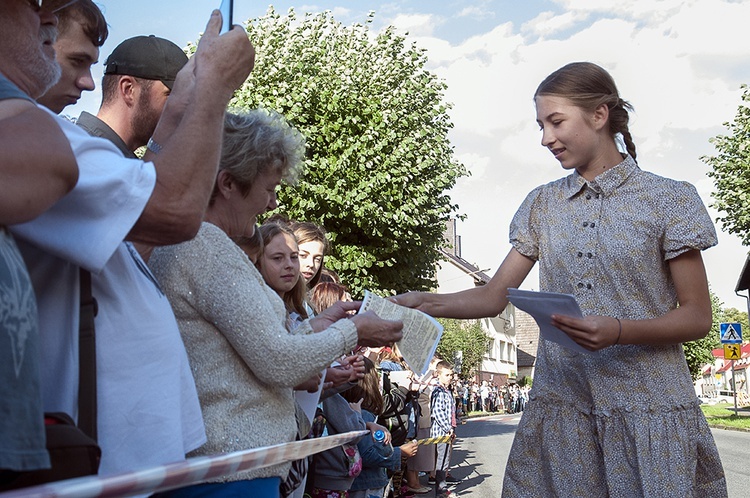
top-left (486, 339), bottom-right (496, 360)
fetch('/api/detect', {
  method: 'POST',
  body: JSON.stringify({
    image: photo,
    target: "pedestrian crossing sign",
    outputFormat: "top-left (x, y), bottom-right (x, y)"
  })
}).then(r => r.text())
top-left (720, 323), bottom-right (743, 344)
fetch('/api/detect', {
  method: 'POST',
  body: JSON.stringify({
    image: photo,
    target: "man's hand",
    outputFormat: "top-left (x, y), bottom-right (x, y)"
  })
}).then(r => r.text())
top-left (192, 10), bottom-right (255, 100)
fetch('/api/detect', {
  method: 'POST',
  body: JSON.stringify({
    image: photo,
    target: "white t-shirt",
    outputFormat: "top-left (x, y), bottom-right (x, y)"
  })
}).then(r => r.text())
top-left (11, 107), bottom-right (206, 476)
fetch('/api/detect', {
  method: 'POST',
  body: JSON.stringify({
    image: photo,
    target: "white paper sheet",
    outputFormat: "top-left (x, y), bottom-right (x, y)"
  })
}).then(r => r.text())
top-left (507, 288), bottom-right (595, 355)
top-left (359, 291), bottom-right (443, 375)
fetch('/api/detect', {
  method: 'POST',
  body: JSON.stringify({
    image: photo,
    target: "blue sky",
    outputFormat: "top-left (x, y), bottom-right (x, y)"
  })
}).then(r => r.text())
top-left (71, 1), bottom-right (750, 312)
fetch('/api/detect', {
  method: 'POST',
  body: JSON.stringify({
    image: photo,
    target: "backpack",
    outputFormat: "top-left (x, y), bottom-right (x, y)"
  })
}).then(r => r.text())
top-left (377, 371), bottom-right (417, 446)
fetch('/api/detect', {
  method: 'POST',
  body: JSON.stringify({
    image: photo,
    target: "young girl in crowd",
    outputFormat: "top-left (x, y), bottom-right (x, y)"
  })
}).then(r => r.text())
top-left (291, 221), bottom-right (329, 288)
top-left (396, 62), bottom-right (727, 497)
top-left (310, 281), bottom-right (352, 315)
top-left (341, 357), bottom-right (419, 498)
top-left (258, 222), bottom-right (309, 327)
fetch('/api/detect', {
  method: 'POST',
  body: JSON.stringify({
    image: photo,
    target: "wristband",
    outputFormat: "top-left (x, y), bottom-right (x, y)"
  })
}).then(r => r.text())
top-left (146, 137), bottom-right (163, 154)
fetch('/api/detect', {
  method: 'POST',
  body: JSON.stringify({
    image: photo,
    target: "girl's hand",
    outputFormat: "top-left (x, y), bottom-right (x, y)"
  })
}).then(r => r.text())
top-left (366, 422), bottom-right (391, 445)
top-left (339, 354), bottom-right (365, 381)
top-left (399, 440), bottom-right (418, 458)
top-left (348, 398), bottom-right (363, 413)
top-left (551, 314), bottom-right (622, 351)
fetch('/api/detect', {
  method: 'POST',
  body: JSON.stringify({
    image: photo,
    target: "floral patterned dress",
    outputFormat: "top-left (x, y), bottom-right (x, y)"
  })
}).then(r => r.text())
top-left (503, 156), bottom-right (727, 497)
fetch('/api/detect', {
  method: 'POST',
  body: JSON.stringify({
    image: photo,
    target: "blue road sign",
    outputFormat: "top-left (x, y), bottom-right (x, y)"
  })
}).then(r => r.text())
top-left (720, 322), bottom-right (743, 344)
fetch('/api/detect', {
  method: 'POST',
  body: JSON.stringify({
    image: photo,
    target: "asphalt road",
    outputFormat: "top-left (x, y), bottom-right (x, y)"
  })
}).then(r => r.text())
top-left (407, 413), bottom-right (750, 497)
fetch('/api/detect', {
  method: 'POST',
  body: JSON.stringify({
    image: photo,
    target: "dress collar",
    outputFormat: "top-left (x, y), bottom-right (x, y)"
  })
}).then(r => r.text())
top-left (563, 155), bottom-right (638, 198)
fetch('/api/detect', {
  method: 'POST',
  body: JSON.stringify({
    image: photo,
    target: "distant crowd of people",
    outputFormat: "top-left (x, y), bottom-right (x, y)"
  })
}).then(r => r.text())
top-left (453, 380), bottom-right (530, 416)
top-left (2, 0), bottom-right (729, 497)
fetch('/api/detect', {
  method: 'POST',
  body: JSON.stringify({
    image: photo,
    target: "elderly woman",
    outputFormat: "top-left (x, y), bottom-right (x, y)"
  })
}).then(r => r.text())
top-left (149, 109), bottom-right (403, 498)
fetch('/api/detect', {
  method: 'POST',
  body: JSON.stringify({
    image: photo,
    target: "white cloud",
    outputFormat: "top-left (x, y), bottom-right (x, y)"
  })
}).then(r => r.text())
top-left (389, 13), bottom-right (443, 37)
top-left (381, 0), bottom-right (750, 307)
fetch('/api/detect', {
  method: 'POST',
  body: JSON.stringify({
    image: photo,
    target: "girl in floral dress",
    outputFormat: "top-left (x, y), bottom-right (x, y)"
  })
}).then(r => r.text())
top-left (395, 62), bottom-right (727, 497)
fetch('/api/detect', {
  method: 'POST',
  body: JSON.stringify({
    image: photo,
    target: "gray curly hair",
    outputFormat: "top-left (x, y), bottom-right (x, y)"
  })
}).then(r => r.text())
top-left (210, 108), bottom-right (305, 205)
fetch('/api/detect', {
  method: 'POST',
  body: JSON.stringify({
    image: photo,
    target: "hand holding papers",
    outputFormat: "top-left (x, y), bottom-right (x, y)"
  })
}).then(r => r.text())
top-left (359, 291), bottom-right (443, 375)
top-left (507, 288), bottom-right (595, 355)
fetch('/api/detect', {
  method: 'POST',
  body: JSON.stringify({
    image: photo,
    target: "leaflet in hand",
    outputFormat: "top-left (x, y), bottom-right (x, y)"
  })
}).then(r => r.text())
top-left (359, 291), bottom-right (443, 375)
top-left (507, 288), bottom-right (594, 355)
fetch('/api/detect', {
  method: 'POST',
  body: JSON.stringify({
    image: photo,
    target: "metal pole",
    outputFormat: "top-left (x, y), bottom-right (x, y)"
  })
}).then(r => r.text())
top-left (732, 360), bottom-right (738, 416)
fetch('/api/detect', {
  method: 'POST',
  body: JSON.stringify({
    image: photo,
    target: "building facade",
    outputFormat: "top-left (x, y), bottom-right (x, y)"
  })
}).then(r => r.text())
top-left (435, 220), bottom-right (523, 386)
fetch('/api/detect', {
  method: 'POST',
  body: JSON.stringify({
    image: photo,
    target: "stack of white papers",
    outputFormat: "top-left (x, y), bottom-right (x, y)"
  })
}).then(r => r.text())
top-left (507, 288), bottom-right (594, 355)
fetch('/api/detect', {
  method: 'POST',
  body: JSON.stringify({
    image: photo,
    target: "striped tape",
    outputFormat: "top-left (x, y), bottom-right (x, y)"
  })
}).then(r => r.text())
top-left (1, 430), bottom-right (369, 498)
top-left (415, 435), bottom-right (451, 445)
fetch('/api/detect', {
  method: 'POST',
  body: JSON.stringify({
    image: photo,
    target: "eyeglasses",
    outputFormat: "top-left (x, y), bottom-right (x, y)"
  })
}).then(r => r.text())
top-left (27, 0), bottom-right (80, 13)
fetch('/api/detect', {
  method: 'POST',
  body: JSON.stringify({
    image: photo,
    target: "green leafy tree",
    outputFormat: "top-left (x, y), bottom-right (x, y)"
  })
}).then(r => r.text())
top-left (202, 8), bottom-right (467, 297)
top-left (720, 306), bottom-right (749, 333)
top-left (704, 84), bottom-right (750, 244)
top-left (435, 318), bottom-right (491, 380)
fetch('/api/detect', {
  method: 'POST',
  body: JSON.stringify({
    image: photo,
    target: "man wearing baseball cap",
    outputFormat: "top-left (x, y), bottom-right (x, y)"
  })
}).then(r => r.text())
top-left (76, 35), bottom-right (189, 155)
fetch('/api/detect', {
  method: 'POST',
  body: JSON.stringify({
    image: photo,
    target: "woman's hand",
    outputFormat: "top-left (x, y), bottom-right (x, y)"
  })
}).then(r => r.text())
top-left (350, 311), bottom-right (403, 347)
top-left (294, 372), bottom-right (329, 393)
top-left (325, 365), bottom-right (354, 388)
top-left (309, 300), bottom-right (361, 332)
top-left (390, 291), bottom-right (429, 312)
top-left (551, 314), bottom-right (621, 351)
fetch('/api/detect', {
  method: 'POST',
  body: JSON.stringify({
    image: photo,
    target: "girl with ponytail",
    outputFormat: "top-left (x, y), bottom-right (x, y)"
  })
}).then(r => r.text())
top-left (396, 62), bottom-right (727, 497)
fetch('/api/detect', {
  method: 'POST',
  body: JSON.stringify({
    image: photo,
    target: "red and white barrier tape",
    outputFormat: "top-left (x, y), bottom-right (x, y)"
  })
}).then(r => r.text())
top-left (1, 430), bottom-right (369, 498)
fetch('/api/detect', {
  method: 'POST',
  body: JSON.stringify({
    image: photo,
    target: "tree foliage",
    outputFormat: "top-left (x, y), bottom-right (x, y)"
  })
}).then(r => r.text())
top-left (682, 291), bottom-right (749, 378)
top-left (435, 318), bottom-right (491, 380)
top-left (207, 8), bottom-right (467, 297)
top-left (704, 84), bottom-right (750, 245)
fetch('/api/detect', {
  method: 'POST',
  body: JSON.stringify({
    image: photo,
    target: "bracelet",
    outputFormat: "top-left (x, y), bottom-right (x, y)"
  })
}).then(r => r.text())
top-left (146, 137), bottom-right (163, 154)
top-left (614, 318), bottom-right (622, 345)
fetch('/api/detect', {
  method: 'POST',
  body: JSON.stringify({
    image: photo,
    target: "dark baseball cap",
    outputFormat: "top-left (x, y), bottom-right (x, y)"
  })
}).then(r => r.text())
top-left (104, 35), bottom-right (188, 90)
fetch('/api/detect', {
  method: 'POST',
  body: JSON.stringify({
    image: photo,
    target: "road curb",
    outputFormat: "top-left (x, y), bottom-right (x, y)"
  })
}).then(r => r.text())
top-left (709, 424), bottom-right (750, 433)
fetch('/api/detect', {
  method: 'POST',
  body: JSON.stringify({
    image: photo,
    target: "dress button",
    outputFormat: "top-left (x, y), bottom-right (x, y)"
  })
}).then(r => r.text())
top-left (590, 222), bottom-right (596, 228)
top-left (578, 282), bottom-right (584, 288)
top-left (578, 252), bottom-right (583, 257)
top-left (583, 222), bottom-right (589, 227)
top-left (586, 194), bottom-right (592, 200)
top-left (587, 253), bottom-right (593, 258)
top-left (587, 283), bottom-right (592, 290)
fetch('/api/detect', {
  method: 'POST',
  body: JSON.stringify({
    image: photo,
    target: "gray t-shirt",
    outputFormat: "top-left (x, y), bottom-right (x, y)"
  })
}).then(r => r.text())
top-left (0, 73), bottom-right (50, 472)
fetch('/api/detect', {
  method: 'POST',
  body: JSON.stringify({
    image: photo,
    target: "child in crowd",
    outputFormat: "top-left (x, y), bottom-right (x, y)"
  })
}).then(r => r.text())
top-left (310, 281), bottom-right (352, 315)
top-left (430, 361), bottom-right (456, 498)
top-left (257, 222), bottom-right (309, 328)
top-left (341, 357), bottom-right (419, 498)
top-left (307, 394), bottom-right (366, 498)
top-left (290, 221), bottom-right (329, 288)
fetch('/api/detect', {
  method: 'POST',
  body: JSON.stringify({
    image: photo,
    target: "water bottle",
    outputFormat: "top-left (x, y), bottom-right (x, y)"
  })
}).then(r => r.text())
top-left (373, 430), bottom-right (385, 443)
